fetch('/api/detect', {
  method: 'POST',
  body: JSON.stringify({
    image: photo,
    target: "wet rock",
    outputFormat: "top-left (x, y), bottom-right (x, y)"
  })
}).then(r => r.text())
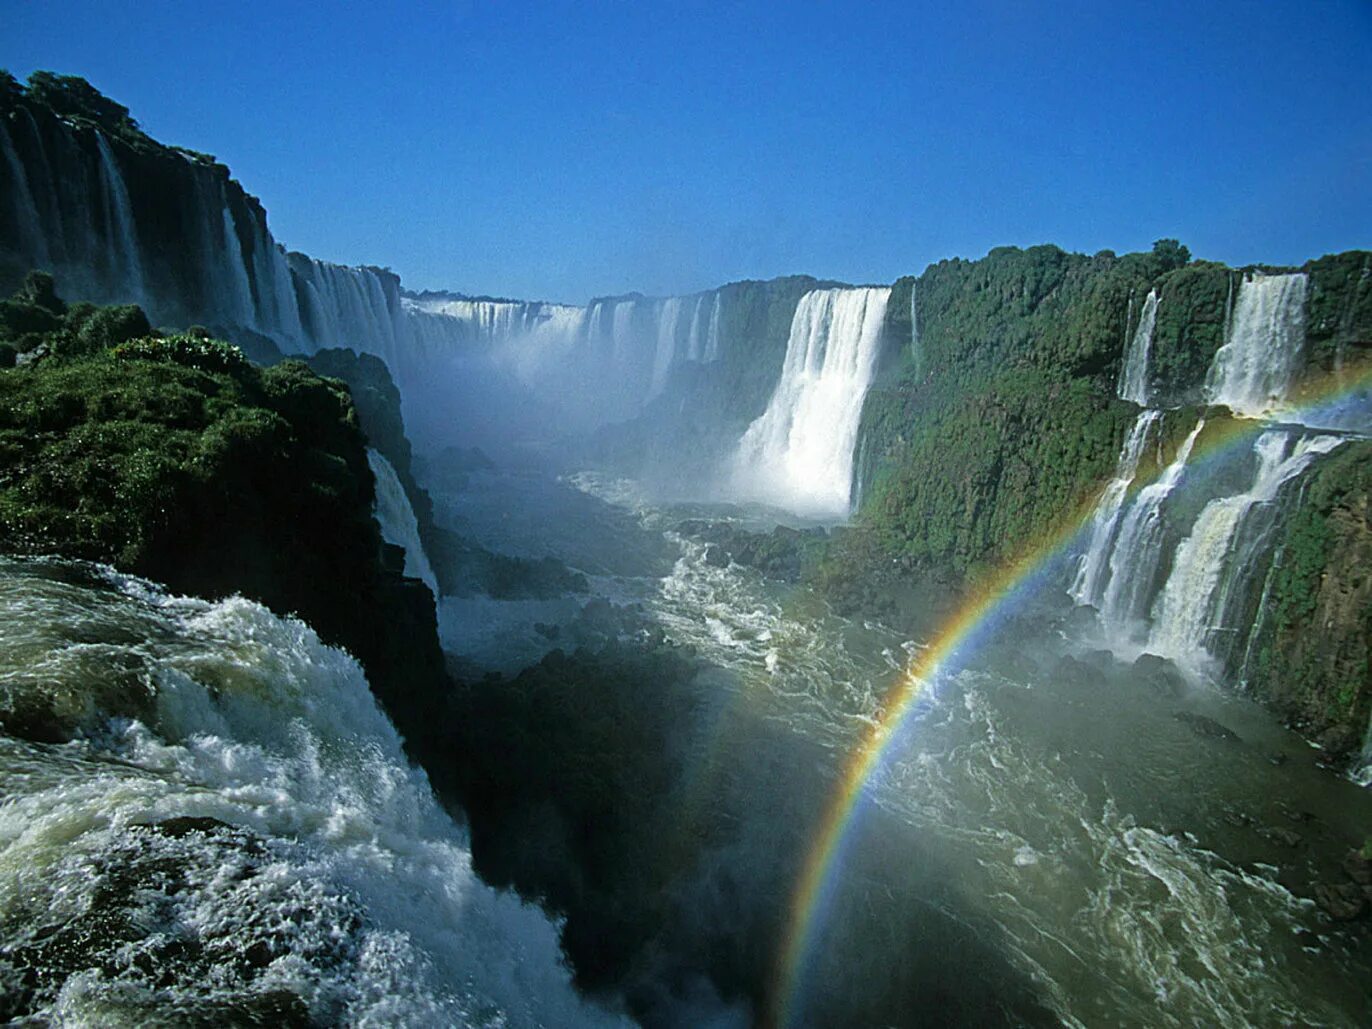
top-left (1172, 710), bottom-right (1240, 743)
top-left (1134, 654), bottom-right (1186, 699)
top-left (1343, 848), bottom-right (1372, 885)
top-left (703, 544), bottom-right (729, 568)
top-left (1315, 882), bottom-right (1368, 921)
top-left (1060, 605), bottom-right (1100, 637)
top-left (144, 816), bottom-right (236, 838)
top-left (533, 621), bottom-right (561, 640)
top-left (1257, 825), bottom-right (1304, 848)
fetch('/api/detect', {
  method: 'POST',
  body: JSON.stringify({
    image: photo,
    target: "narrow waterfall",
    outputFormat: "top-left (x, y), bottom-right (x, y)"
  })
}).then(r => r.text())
top-left (1096, 419), bottom-right (1206, 637)
top-left (93, 135), bottom-right (147, 305)
top-left (1117, 289), bottom-right (1158, 406)
top-left (218, 201), bottom-right (257, 328)
top-left (703, 293), bottom-right (723, 362)
top-left (1146, 431), bottom-right (1345, 670)
top-left (0, 119), bottom-right (48, 265)
top-left (1070, 410), bottom-right (1161, 606)
top-left (647, 296), bottom-right (684, 401)
top-left (730, 287), bottom-right (890, 517)
top-left (1205, 273), bottom-right (1308, 417)
top-left (367, 449), bottom-right (440, 597)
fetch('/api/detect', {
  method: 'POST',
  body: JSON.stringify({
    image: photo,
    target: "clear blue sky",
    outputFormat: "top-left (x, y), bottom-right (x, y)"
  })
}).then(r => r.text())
top-left (5, 0), bottom-right (1369, 303)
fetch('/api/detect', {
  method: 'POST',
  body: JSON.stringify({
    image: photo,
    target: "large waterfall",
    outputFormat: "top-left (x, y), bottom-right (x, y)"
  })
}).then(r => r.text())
top-left (730, 287), bottom-right (890, 517)
top-left (1205, 272), bottom-right (1308, 417)
top-left (367, 448), bottom-right (440, 598)
top-left (1073, 265), bottom-right (1362, 682)
top-left (1146, 431), bottom-right (1345, 671)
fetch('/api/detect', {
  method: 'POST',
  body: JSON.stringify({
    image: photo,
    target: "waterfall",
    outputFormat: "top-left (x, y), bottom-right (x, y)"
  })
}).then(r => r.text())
top-left (686, 294), bottom-right (707, 360)
top-left (1118, 289), bottom-right (1158, 406)
top-left (730, 287), bottom-right (890, 517)
top-left (1205, 273), bottom-right (1308, 417)
top-left (648, 296), bottom-right (684, 401)
top-left (704, 293), bottom-right (723, 362)
top-left (366, 449), bottom-right (440, 598)
top-left (1070, 410), bottom-right (1161, 606)
top-left (218, 200), bottom-right (257, 328)
top-left (1146, 431), bottom-right (1344, 671)
top-left (0, 119), bottom-right (49, 265)
top-left (1096, 419), bottom-right (1206, 637)
top-left (94, 135), bottom-right (148, 305)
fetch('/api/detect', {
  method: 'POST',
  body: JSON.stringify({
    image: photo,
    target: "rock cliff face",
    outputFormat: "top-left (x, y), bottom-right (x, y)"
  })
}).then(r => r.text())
top-left (1244, 442), bottom-right (1372, 761)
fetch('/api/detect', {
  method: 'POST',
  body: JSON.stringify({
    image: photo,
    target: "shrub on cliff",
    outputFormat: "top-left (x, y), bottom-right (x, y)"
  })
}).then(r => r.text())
top-left (0, 285), bottom-right (446, 735)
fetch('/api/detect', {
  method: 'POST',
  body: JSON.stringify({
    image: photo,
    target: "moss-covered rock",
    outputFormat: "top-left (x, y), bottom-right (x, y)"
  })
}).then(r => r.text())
top-left (1245, 441), bottom-right (1372, 761)
top-left (0, 286), bottom-right (446, 734)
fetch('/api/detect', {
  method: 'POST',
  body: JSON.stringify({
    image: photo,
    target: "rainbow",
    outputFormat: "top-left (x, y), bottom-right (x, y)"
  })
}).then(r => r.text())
top-left (769, 364), bottom-right (1371, 1027)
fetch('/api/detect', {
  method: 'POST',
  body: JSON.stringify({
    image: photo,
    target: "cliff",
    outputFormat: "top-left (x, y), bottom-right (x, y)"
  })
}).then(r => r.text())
top-left (0, 278), bottom-right (446, 736)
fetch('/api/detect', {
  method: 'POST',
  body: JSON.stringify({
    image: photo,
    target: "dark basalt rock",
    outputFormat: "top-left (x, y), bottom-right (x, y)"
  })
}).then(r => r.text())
top-left (1315, 882), bottom-right (1368, 921)
top-left (1343, 847), bottom-right (1372, 886)
top-left (1134, 654), bottom-right (1187, 699)
top-left (1173, 711), bottom-right (1241, 743)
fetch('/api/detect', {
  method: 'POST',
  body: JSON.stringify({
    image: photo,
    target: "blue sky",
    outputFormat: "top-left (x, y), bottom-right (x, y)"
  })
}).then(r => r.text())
top-left (5, 0), bottom-right (1369, 303)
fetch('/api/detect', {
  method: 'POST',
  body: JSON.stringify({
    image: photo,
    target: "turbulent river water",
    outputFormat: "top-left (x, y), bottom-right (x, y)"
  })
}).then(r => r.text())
top-left (430, 465), bottom-right (1372, 1027)
top-left (0, 558), bottom-right (627, 1027)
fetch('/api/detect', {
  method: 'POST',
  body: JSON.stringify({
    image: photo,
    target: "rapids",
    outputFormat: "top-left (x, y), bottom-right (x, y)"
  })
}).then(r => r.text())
top-left (0, 558), bottom-right (627, 1027)
top-left (428, 463), bottom-right (1372, 1028)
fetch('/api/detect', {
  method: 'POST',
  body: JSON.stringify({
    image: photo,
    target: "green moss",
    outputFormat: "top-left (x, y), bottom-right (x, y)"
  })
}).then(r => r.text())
top-left (1246, 441), bottom-right (1372, 757)
top-left (1304, 250), bottom-right (1372, 371)
top-left (0, 282), bottom-right (447, 733)
top-left (1148, 261), bottom-right (1232, 404)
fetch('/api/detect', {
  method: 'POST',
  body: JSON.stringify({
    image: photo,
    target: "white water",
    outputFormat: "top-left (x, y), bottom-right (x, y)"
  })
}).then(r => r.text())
top-left (1070, 410), bottom-right (1161, 607)
top-left (1118, 289), bottom-right (1158, 406)
top-left (218, 199), bottom-right (257, 328)
top-left (0, 559), bottom-right (626, 1027)
top-left (366, 449), bottom-right (441, 598)
top-left (646, 297), bottom-right (681, 401)
top-left (1097, 419), bottom-right (1206, 638)
top-left (1206, 273), bottom-right (1308, 417)
top-left (1146, 431), bottom-right (1345, 671)
top-left (94, 135), bottom-right (148, 305)
top-left (730, 287), bottom-right (890, 517)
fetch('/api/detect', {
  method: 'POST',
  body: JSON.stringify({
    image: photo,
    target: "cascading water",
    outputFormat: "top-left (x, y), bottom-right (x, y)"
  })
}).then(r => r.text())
top-left (94, 134), bottom-right (148, 305)
top-left (730, 287), bottom-right (890, 517)
top-left (0, 558), bottom-right (625, 1027)
top-left (1146, 431), bottom-right (1345, 671)
top-left (647, 296), bottom-right (683, 401)
top-left (1205, 273), bottom-right (1308, 417)
top-left (367, 448), bottom-right (441, 598)
top-left (1118, 289), bottom-right (1158, 406)
top-left (218, 197), bottom-right (257, 328)
top-left (1096, 419), bottom-right (1206, 638)
top-left (703, 293), bottom-right (723, 362)
top-left (0, 119), bottom-right (48, 265)
top-left (1070, 409), bottom-right (1161, 607)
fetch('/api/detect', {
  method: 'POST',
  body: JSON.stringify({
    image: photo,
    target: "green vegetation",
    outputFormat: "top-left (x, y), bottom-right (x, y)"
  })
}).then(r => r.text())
top-left (847, 244), bottom-right (1164, 593)
top-left (1148, 261), bottom-right (1232, 403)
top-left (0, 277), bottom-right (446, 724)
top-left (1247, 441), bottom-right (1372, 758)
top-left (1304, 250), bottom-right (1372, 371)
